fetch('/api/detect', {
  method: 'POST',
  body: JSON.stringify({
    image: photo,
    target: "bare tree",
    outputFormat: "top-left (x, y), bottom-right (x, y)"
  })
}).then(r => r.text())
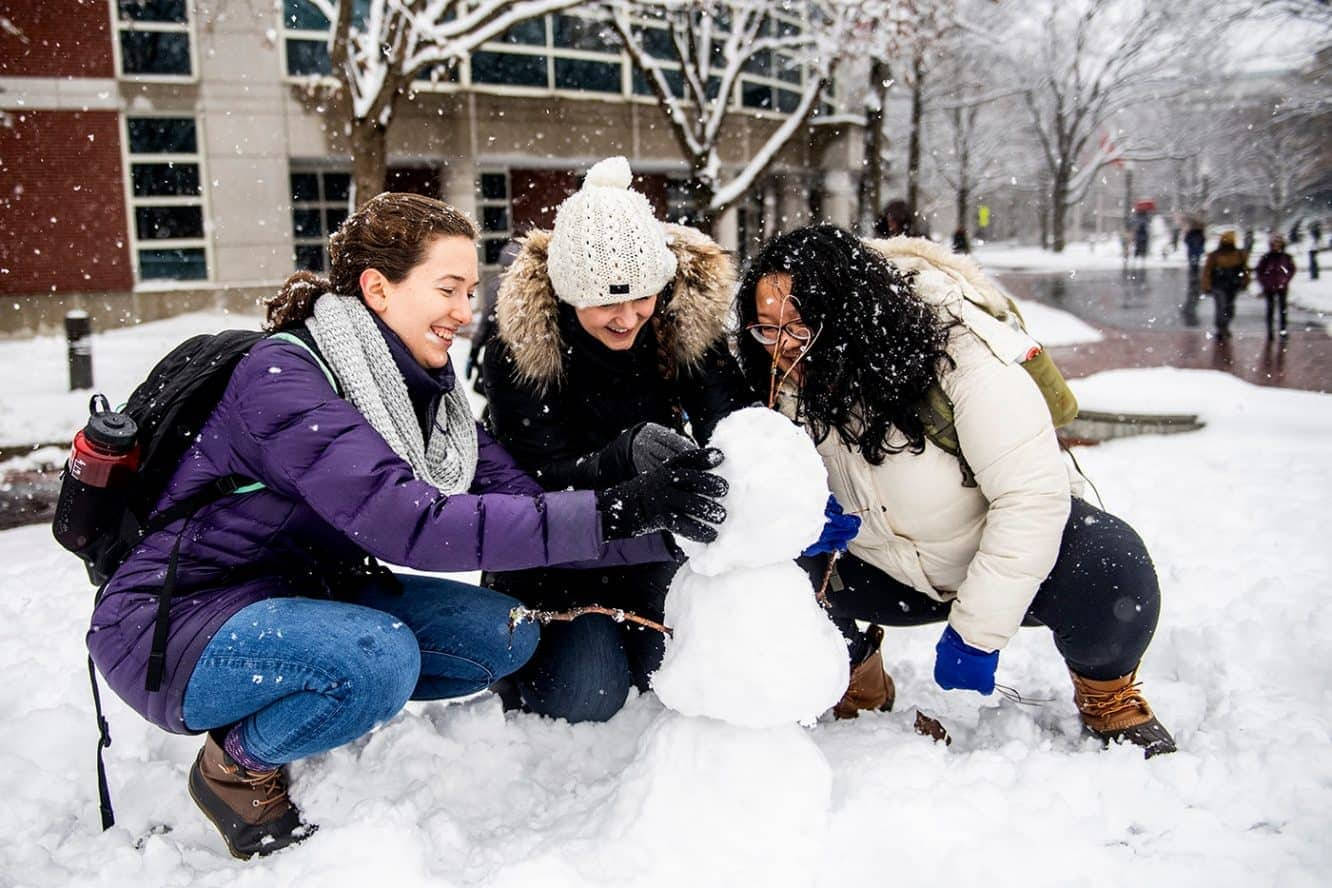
top-left (1004, 0), bottom-right (1208, 251)
top-left (604, 0), bottom-right (853, 233)
top-left (843, 1), bottom-right (915, 229)
top-left (304, 0), bottom-right (585, 206)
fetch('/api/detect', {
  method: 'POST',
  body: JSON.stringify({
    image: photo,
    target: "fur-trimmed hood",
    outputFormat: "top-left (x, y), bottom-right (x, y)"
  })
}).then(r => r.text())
top-left (496, 224), bottom-right (735, 390)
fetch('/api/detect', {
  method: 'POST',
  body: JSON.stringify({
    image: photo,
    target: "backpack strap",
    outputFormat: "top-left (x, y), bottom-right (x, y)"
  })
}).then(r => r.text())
top-left (269, 330), bottom-right (341, 395)
top-left (88, 655), bottom-right (115, 830)
top-left (916, 383), bottom-right (977, 488)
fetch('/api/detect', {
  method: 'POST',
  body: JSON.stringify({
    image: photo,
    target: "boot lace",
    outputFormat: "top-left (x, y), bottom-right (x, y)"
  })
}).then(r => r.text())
top-left (239, 767), bottom-right (289, 810)
top-left (1079, 679), bottom-right (1149, 720)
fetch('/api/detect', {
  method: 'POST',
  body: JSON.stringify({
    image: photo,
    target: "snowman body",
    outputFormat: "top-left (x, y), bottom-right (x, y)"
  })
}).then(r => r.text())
top-left (601, 408), bottom-right (849, 884)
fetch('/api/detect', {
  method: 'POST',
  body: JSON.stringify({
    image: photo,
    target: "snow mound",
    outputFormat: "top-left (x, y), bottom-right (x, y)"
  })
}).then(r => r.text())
top-left (596, 711), bottom-right (831, 885)
top-left (652, 561), bottom-right (849, 726)
top-left (677, 406), bottom-right (828, 575)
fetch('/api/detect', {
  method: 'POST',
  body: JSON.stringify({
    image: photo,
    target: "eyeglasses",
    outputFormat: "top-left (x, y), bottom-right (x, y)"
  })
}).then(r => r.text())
top-left (745, 322), bottom-right (815, 346)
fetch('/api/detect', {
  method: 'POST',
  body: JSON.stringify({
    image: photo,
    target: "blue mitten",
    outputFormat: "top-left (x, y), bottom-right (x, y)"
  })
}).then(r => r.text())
top-left (801, 495), bottom-right (861, 557)
top-left (933, 625), bottom-right (998, 695)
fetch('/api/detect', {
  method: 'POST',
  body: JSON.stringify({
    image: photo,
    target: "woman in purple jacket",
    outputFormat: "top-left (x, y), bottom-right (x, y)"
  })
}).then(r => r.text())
top-left (86, 193), bottom-right (727, 859)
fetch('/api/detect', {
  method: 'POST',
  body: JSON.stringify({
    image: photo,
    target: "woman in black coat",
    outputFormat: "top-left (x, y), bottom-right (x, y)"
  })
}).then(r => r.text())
top-left (482, 158), bottom-right (754, 722)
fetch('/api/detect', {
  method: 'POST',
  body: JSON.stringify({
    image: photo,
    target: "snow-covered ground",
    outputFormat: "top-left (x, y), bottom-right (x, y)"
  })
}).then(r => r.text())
top-left (1, 365), bottom-right (1329, 886)
top-left (974, 238), bottom-right (1178, 273)
top-left (1289, 268), bottom-right (1332, 315)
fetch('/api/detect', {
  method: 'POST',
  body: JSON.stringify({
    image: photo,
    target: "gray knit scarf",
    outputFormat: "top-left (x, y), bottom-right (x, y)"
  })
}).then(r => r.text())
top-left (305, 293), bottom-right (478, 494)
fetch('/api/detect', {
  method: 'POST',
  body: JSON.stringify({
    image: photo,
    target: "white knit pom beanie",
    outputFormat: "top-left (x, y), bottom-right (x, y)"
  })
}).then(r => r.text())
top-left (547, 156), bottom-right (678, 309)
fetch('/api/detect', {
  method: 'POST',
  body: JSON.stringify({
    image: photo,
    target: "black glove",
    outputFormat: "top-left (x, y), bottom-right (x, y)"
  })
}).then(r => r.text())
top-left (597, 448), bottom-right (729, 543)
top-left (630, 422), bottom-right (698, 473)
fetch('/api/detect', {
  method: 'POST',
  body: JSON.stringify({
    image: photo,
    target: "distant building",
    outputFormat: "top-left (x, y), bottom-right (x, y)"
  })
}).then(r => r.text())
top-left (0, 1), bottom-right (861, 334)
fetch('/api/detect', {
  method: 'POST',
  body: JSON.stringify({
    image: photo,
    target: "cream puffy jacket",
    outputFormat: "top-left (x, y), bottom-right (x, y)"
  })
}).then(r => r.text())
top-left (783, 238), bottom-right (1073, 653)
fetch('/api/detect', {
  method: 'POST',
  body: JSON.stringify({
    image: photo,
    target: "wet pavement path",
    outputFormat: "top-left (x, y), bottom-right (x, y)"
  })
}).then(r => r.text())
top-left (997, 267), bottom-right (1332, 393)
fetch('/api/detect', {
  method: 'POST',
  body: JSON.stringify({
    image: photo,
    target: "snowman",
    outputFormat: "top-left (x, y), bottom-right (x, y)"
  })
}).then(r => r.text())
top-left (594, 406), bottom-right (848, 885)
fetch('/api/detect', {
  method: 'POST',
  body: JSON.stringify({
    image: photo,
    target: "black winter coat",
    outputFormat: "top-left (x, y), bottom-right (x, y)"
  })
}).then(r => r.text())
top-left (480, 225), bottom-right (753, 613)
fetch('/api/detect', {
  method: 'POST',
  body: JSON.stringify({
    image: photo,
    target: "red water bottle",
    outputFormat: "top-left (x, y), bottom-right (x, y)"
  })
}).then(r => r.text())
top-left (68, 395), bottom-right (140, 487)
top-left (53, 395), bottom-right (140, 576)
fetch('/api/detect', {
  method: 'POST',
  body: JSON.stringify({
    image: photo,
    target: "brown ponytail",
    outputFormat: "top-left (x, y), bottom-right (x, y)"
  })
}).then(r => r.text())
top-left (264, 192), bottom-right (479, 331)
top-left (265, 271), bottom-right (331, 330)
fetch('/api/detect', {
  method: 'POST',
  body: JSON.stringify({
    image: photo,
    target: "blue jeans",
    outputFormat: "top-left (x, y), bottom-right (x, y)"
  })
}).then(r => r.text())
top-left (182, 575), bottom-right (538, 764)
top-left (516, 614), bottom-right (665, 723)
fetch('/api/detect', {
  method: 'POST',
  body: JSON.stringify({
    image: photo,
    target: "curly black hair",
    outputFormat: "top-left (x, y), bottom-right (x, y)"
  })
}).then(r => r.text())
top-left (735, 225), bottom-right (956, 465)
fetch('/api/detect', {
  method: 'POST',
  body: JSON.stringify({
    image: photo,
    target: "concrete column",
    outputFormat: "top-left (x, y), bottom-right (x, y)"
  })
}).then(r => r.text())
top-left (821, 170), bottom-right (856, 231)
top-left (445, 156), bottom-right (478, 220)
top-left (715, 205), bottom-right (739, 253)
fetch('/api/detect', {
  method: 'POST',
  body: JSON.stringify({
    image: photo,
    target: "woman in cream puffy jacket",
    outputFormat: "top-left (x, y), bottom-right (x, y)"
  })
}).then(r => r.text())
top-left (735, 225), bottom-right (1175, 757)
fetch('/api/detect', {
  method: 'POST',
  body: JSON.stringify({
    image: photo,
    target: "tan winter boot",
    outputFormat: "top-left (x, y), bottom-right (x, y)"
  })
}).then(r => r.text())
top-left (187, 732), bottom-right (314, 859)
top-left (833, 625), bottom-right (896, 719)
top-left (1070, 668), bottom-right (1176, 758)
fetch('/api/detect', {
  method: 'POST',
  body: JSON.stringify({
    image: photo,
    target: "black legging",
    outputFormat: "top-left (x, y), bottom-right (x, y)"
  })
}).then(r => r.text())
top-left (825, 498), bottom-right (1160, 680)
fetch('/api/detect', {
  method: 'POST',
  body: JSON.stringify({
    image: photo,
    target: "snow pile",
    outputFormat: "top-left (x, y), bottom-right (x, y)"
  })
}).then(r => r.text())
top-left (598, 408), bottom-right (846, 884)
top-left (592, 716), bottom-right (830, 884)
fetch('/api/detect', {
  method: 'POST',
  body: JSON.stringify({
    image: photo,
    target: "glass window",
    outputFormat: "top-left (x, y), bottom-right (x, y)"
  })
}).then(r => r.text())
top-left (471, 51), bottom-right (548, 88)
top-left (640, 26), bottom-right (674, 61)
top-left (742, 82), bottom-right (773, 110)
top-left (553, 15), bottom-right (618, 54)
top-left (772, 89), bottom-right (799, 113)
top-left (131, 162), bottom-right (200, 197)
top-left (554, 58), bottom-right (621, 94)
top-left (289, 172), bottom-right (320, 202)
top-left (283, 0), bottom-right (329, 30)
top-left (480, 173), bottom-right (508, 200)
top-left (119, 31), bottom-right (192, 76)
top-left (127, 117), bottom-right (197, 154)
top-left (116, 0), bottom-right (192, 78)
top-left (495, 17), bottom-right (547, 46)
top-left (633, 67), bottom-right (684, 99)
top-left (776, 88), bottom-right (801, 114)
top-left (126, 115), bottom-right (208, 282)
top-left (135, 205), bottom-right (204, 241)
top-left (476, 170), bottom-right (511, 270)
top-left (482, 206), bottom-right (509, 232)
top-left (138, 248), bottom-right (207, 281)
top-left (744, 49), bottom-right (771, 77)
top-left (292, 208), bottom-right (322, 238)
top-left (117, 0), bottom-right (187, 23)
top-left (294, 244), bottom-right (325, 272)
top-left (289, 168), bottom-right (353, 273)
top-left (325, 207), bottom-right (349, 233)
top-left (282, 0), bottom-right (370, 31)
top-left (286, 39), bottom-right (331, 76)
top-left (483, 237), bottom-right (508, 265)
top-left (323, 173), bottom-right (351, 201)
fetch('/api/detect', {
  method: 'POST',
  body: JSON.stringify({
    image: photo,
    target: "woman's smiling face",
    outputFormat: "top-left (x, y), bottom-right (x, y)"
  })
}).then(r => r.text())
top-left (574, 294), bottom-right (659, 351)
top-left (361, 235), bottom-right (477, 369)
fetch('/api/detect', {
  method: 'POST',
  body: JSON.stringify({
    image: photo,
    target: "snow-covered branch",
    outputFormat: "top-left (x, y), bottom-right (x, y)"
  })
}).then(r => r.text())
top-left (605, 0), bottom-right (856, 227)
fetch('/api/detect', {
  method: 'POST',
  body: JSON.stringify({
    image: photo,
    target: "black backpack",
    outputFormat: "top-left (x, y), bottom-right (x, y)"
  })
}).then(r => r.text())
top-left (1210, 261), bottom-right (1246, 293)
top-left (53, 327), bottom-right (334, 830)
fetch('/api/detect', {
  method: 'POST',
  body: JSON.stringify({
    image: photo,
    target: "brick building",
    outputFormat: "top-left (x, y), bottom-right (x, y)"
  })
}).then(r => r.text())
top-left (0, 1), bottom-right (862, 335)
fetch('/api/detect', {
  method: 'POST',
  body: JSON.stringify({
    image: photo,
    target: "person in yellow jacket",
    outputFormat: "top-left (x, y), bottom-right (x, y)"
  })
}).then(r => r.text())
top-left (1201, 230), bottom-right (1251, 340)
top-left (735, 224), bottom-right (1175, 757)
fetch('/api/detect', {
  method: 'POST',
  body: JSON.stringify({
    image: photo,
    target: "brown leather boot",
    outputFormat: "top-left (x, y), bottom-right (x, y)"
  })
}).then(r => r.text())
top-left (187, 732), bottom-right (314, 859)
top-left (833, 625), bottom-right (896, 719)
top-left (1070, 668), bottom-right (1176, 758)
